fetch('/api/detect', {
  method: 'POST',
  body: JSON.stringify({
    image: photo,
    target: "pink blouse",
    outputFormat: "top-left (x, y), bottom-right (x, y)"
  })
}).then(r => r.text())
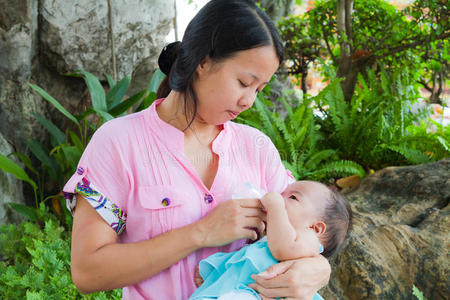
top-left (63, 98), bottom-right (295, 300)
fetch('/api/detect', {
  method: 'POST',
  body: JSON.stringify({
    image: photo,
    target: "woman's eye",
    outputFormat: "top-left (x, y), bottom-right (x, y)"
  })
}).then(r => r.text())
top-left (239, 80), bottom-right (249, 88)
top-left (289, 195), bottom-right (298, 201)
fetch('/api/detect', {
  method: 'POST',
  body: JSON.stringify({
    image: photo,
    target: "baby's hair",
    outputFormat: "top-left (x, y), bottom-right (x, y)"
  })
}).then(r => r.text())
top-left (320, 188), bottom-right (352, 258)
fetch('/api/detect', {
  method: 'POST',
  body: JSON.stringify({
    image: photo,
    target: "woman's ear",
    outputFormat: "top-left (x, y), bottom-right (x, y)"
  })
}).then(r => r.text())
top-left (311, 221), bottom-right (326, 235)
top-left (196, 56), bottom-right (212, 77)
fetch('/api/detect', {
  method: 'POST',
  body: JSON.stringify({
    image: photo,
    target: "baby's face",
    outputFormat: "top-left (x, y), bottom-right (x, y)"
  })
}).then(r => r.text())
top-left (281, 181), bottom-right (329, 230)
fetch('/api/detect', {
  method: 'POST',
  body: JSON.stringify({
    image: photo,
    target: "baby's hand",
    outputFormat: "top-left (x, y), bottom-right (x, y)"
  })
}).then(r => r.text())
top-left (260, 192), bottom-right (284, 210)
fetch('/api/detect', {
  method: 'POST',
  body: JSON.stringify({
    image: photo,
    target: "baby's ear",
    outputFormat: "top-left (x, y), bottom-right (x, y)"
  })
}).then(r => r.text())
top-left (311, 221), bottom-right (326, 235)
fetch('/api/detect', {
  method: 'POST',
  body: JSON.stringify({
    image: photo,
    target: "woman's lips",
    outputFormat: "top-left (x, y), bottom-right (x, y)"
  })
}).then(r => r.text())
top-left (227, 110), bottom-right (239, 119)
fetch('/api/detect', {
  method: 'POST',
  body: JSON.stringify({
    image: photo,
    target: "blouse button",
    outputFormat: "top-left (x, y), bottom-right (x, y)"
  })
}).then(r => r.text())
top-left (204, 194), bottom-right (213, 204)
top-left (76, 167), bottom-right (84, 175)
top-left (161, 197), bottom-right (171, 207)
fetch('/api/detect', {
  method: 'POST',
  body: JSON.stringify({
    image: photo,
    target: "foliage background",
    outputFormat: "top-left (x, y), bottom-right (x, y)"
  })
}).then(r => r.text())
top-left (0, 0), bottom-right (448, 298)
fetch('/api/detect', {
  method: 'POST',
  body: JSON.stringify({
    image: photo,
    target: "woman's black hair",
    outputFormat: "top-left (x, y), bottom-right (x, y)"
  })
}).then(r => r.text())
top-left (157, 0), bottom-right (283, 129)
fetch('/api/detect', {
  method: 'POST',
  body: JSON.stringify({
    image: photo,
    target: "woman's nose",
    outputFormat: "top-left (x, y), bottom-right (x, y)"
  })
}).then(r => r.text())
top-left (238, 91), bottom-right (257, 109)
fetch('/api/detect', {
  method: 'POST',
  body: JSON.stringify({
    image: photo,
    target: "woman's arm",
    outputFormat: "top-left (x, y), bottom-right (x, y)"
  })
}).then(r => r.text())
top-left (71, 195), bottom-right (203, 293)
top-left (262, 193), bottom-right (320, 261)
top-left (71, 195), bottom-right (266, 293)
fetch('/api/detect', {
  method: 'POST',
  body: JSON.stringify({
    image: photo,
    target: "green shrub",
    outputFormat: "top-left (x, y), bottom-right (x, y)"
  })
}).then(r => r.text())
top-left (24, 70), bottom-right (165, 205)
top-left (237, 83), bottom-right (365, 181)
top-left (0, 204), bottom-right (121, 299)
top-left (0, 70), bottom-right (165, 213)
top-left (314, 65), bottom-right (448, 170)
top-left (279, 0), bottom-right (449, 104)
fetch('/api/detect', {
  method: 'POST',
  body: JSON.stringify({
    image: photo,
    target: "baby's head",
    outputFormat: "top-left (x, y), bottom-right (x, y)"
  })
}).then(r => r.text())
top-left (282, 180), bottom-right (352, 258)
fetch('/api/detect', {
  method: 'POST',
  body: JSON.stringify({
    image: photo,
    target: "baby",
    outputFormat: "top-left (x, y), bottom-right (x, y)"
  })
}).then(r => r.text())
top-left (189, 180), bottom-right (352, 300)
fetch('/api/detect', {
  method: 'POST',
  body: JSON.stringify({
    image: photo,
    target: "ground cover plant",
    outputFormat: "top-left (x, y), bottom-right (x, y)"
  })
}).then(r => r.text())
top-left (0, 203), bottom-right (122, 299)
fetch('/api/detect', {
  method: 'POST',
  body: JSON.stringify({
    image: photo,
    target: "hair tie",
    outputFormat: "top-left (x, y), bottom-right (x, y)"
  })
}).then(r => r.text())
top-left (158, 41), bottom-right (182, 76)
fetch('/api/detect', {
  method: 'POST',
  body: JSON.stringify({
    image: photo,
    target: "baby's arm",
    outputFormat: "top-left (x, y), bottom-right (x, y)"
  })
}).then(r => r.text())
top-left (261, 192), bottom-right (321, 261)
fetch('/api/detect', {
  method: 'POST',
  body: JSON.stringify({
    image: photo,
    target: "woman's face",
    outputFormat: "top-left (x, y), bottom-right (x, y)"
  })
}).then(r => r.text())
top-left (192, 45), bottom-right (280, 125)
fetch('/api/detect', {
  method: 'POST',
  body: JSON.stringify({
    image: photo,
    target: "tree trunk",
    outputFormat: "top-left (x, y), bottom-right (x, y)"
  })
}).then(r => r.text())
top-left (301, 68), bottom-right (308, 95)
top-left (336, 0), bottom-right (356, 102)
top-left (429, 70), bottom-right (444, 104)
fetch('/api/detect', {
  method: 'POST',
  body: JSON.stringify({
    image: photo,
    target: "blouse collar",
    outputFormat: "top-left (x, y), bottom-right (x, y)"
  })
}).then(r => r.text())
top-left (146, 98), bottom-right (231, 154)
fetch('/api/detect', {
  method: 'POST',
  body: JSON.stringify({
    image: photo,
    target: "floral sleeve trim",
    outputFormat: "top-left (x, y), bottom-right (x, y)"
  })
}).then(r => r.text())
top-left (63, 178), bottom-right (127, 235)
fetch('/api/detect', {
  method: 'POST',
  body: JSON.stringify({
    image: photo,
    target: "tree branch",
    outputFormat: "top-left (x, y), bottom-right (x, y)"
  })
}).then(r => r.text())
top-left (321, 24), bottom-right (337, 64)
top-left (418, 80), bottom-right (433, 92)
top-left (436, 70), bottom-right (443, 99)
top-left (354, 31), bottom-right (450, 64)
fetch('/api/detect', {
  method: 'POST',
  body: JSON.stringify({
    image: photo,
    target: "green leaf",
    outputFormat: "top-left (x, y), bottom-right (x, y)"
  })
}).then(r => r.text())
top-left (317, 160), bottom-right (366, 178)
top-left (78, 70), bottom-right (107, 111)
top-left (61, 146), bottom-right (81, 170)
top-left (136, 91), bottom-right (157, 112)
top-left (94, 109), bottom-right (114, 122)
top-left (105, 73), bottom-right (116, 88)
top-left (412, 285), bottom-right (427, 300)
top-left (75, 108), bottom-right (95, 121)
top-left (68, 130), bottom-right (84, 152)
top-left (109, 90), bottom-right (146, 117)
top-left (386, 145), bottom-right (431, 164)
top-left (304, 149), bottom-right (336, 169)
top-left (8, 203), bottom-right (39, 222)
top-left (27, 140), bottom-right (61, 181)
top-left (31, 113), bottom-right (66, 146)
top-left (106, 76), bottom-right (131, 108)
top-left (9, 152), bottom-right (39, 177)
top-left (28, 83), bottom-right (80, 126)
top-left (0, 153), bottom-right (37, 190)
top-left (148, 69), bottom-right (166, 93)
top-left (436, 136), bottom-right (449, 152)
top-left (253, 95), bottom-right (278, 141)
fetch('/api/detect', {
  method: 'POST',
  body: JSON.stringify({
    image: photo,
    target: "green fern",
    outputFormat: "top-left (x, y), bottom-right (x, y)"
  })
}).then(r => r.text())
top-left (312, 160), bottom-right (366, 179)
top-left (0, 204), bottom-right (121, 299)
top-left (238, 83), bottom-right (365, 181)
top-left (412, 285), bottom-right (428, 300)
top-left (315, 64), bottom-right (446, 169)
top-left (304, 149), bottom-right (336, 170)
top-left (252, 95), bottom-right (279, 143)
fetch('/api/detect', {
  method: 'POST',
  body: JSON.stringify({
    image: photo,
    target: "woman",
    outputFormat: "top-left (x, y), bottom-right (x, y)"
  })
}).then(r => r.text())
top-left (65, 1), bottom-right (331, 299)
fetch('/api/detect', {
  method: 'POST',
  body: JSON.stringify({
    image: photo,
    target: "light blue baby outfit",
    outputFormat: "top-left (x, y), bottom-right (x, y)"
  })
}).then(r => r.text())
top-left (189, 237), bottom-right (324, 300)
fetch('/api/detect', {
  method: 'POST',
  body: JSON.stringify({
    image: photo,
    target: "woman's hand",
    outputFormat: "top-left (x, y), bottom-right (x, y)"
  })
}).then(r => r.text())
top-left (193, 198), bottom-right (266, 247)
top-left (249, 256), bottom-right (331, 300)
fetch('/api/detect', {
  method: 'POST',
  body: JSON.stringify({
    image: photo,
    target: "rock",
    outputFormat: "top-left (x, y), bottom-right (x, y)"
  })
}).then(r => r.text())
top-left (0, 134), bottom-right (25, 225)
top-left (0, 0), bottom-right (39, 151)
top-left (0, 80), bottom-right (46, 152)
top-left (336, 174), bottom-right (361, 192)
top-left (40, 0), bottom-right (174, 92)
top-left (320, 159), bottom-right (449, 300)
top-left (0, 0), bottom-right (38, 82)
top-left (0, 0), bottom-right (174, 225)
